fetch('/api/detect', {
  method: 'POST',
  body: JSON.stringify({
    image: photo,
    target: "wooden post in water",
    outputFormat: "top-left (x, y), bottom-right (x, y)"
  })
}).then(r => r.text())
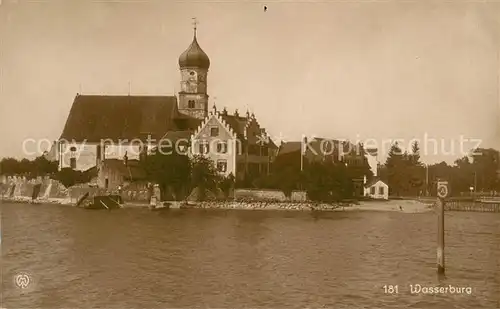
top-left (436, 197), bottom-right (445, 274)
top-left (436, 180), bottom-right (449, 275)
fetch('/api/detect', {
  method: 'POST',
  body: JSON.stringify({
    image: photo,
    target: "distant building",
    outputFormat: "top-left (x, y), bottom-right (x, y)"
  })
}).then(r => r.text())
top-left (57, 24), bottom-right (275, 188)
top-left (97, 159), bottom-right (147, 190)
top-left (276, 137), bottom-right (370, 197)
top-left (364, 176), bottom-right (389, 200)
top-left (276, 137), bottom-right (367, 167)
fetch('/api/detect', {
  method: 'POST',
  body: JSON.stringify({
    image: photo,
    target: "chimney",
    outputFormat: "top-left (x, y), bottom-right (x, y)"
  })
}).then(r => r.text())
top-left (234, 109), bottom-right (239, 117)
top-left (222, 107), bottom-right (228, 116)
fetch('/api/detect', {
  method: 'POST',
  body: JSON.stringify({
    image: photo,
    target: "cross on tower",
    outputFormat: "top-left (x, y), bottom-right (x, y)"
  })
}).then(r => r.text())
top-left (192, 17), bottom-right (198, 35)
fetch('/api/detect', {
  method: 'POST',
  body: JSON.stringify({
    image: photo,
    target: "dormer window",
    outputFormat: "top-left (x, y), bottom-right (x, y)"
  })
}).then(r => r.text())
top-left (188, 100), bottom-right (195, 108)
top-left (210, 127), bottom-right (219, 137)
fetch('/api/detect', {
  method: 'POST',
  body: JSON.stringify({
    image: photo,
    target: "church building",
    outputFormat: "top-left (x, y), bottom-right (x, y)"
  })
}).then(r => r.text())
top-left (57, 22), bottom-right (276, 190)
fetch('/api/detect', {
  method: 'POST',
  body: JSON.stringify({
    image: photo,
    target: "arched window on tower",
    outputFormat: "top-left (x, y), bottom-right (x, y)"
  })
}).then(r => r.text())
top-left (188, 100), bottom-right (195, 108)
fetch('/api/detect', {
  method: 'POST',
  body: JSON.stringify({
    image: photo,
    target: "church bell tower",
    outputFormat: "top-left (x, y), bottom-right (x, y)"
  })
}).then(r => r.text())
top-left (178, 18), bottom-right (210, 119)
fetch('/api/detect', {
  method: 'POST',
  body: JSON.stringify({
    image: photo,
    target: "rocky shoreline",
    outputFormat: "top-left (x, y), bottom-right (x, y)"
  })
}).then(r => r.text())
top-left (1, 196), bottom-right (350, 211)
top-left (1, 196), bottom-right (433, 213)
top-left (181, 201), bottom-right (349, 211)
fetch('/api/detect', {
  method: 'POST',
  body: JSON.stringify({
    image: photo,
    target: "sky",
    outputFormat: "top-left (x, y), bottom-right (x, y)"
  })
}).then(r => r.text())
top-left (0, 0), bottom-right (499, 164)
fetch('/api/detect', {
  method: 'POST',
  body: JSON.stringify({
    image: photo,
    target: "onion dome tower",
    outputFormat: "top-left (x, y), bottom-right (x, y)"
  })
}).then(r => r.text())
top-left (178, 18), bottom-right (210, 119)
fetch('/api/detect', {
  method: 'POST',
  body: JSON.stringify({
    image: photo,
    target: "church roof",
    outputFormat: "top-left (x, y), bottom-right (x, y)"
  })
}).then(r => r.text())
top-left (60, 95), bottom-right (199, 143)
top-left (219, 114), bottom-right (249, 139)
top-left (162, 130), bottom-right (193, 141)
top-left (178, 34), bottom-right (210, 69)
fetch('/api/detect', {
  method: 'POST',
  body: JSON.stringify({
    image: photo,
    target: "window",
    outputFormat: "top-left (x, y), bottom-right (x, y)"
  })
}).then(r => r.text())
top-left (370, 186), bottom-right (375, 195)
top-left (210, 127), bottom-right (219, 137)
top-left (188, 100), bottom-right (195, 108)
top-left (70, 157), bottom-right (76, 169)
top-left (217, 141), bottom-right (227, 153)
top-left (217, 160), bottom-right (227, 172)
top-left (198, 141), bottom-right (209, 154)
top-left (378, 186), bottom-right (384, 195)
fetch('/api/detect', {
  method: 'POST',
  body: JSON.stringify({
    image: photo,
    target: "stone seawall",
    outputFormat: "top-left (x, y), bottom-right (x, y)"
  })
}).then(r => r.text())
top-left (183, 201), bottom-right (348, 211)
top-left (234, 189), bottom-right (307, 202)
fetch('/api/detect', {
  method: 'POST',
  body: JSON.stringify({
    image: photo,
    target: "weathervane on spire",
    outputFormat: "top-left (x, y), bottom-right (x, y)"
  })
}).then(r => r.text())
top-left (192, 17), bottom-right (198, 36)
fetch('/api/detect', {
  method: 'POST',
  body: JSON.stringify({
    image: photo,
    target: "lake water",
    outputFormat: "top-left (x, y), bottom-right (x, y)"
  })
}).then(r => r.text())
top-left (2, 202), bottom-right (499, 308)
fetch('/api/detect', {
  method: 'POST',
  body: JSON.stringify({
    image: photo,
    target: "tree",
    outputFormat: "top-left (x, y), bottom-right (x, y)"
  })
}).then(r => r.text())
top-left (427, 162), bottom-right (453, 196)
top-left (0, 156), bottom-right (58, 178)
top-left (384, 142), bottom-right (406, 196)
top-left (451, 156), bottom-right (474, 194)
top-left (267, 150), bottom-right (303, 197)
top-left (219, 173), bottom-right (235, 199)
top-left (471, 148), bottom-right (500, 191)
top-left (410, 141), bottom-right (422, 166)
top-left (303, 161), bottom-right (353, 202)
top-left (52, 167), bottom-right (92, 188)
top-left (31, 155), bottom-right (58, 176)
top-left (141, 149), bottom-right (191, 201)
top-left (0, 158), bottom-right (21, 175)
top-left (190, 155), bottom-right (220, 201)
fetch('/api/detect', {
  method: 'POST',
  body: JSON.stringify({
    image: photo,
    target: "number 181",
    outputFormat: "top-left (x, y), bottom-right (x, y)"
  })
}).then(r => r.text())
top-left (383, 285), bottom-right (399, 294)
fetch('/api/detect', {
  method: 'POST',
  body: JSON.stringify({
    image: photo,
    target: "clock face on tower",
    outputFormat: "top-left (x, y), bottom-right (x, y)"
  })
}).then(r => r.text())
top-left (188, 71), bottom-right (197, 81)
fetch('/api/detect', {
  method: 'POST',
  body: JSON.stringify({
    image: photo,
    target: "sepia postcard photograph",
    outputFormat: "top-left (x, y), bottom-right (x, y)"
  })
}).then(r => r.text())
top-left (1, 0), bottom-right (499, 308)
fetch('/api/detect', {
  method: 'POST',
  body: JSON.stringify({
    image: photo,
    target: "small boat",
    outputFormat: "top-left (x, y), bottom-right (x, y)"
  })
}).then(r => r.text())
top-left (78, 194), bottom-right (123, 210)
top-left (149, 202), bottom-right (171, 211)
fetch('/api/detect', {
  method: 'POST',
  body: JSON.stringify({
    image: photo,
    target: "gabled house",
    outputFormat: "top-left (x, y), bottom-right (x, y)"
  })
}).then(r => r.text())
top-left (364, 176), bottom-right (389, 200)
top-left (190, 106), bottom-right (278, 180)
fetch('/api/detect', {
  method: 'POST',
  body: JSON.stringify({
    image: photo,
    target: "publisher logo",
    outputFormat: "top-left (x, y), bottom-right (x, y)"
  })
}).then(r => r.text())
top-left (14, 273), bottom-right (31, 289)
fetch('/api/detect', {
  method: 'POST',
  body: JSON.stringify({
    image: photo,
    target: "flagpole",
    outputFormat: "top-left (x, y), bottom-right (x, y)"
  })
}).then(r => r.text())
top-left (301, 135), bottom-right (304, 172)
top-left (300, 101), bottom-right (305, 173)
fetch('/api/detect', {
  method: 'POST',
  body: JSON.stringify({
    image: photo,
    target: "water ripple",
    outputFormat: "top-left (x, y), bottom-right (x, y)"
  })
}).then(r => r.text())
top-left (2, 203), bottom-right (499, 308)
